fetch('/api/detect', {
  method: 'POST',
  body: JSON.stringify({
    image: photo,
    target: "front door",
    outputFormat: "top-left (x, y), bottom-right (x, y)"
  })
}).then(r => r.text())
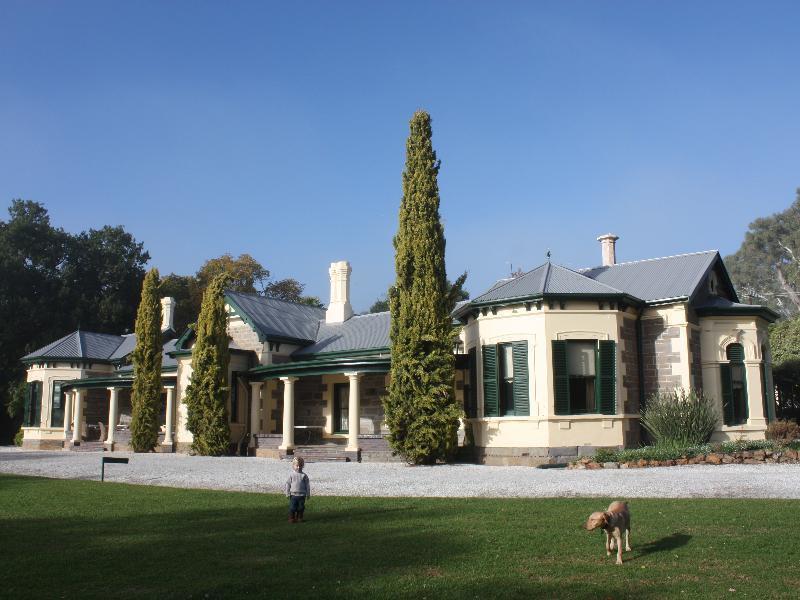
top-left (333, 383), bottom-right (349, 434)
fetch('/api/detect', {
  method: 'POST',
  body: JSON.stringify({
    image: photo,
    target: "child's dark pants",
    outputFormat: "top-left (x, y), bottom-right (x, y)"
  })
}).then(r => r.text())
top-left (289, 495), bottom-right (306, 518)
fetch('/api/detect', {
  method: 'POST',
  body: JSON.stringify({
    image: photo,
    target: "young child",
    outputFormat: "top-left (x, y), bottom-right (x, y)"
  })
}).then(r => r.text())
top-left (285, 456), bottom-right (311, 523)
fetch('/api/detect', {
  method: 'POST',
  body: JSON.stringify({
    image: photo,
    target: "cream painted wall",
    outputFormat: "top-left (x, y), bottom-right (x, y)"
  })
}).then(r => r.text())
top-left (175, 356), bottom-right (193, 446)
top-left (464, 302), bottom-right (631, 450)
top-left (23, 363), bottom-right (114, 440)
top-left (699, 315), bottom-right (771, 441)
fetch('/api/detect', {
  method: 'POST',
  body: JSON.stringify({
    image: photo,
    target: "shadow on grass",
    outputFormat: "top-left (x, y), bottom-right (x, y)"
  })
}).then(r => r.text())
top-left (621, 533), bottom-right (692, 563)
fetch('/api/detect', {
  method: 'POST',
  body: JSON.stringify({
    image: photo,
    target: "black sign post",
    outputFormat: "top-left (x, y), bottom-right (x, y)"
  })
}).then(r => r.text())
top-left (100, 456), bottom-right (129, 482)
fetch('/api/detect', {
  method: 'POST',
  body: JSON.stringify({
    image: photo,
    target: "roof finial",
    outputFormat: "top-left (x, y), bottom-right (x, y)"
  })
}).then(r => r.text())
top-left (546, 249), bottom-right (551, 262)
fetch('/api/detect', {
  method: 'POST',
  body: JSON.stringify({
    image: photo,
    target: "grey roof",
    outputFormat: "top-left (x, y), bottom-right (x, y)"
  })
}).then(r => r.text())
top-left (116, 339), bottom-right (178, 372)
top-left (226, 291), bottom-right (326, 343)
top-left (294, 312), bottom-right (390, 356)
top-left (22, 331), bottom-right (125, 361)
top-left (109, 334), bottom-right (136, 361)
top-left (581, 251), bottom-right (719, 303)
top-left (472, 262), bottom-right (625, 304)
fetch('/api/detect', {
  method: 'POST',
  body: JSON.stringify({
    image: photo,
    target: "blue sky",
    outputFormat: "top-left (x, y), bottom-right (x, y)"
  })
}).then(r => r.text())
top-left (2, 1), bottom-right (799, 312)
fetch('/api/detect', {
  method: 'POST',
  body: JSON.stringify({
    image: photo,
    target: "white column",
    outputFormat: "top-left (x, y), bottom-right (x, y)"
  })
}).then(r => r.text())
top-left (345, 372), bottom-right (361, 451)
top-left (63, 390), bottom-right (74, 435)
top-left (250, 381), bottom-right (264, 448)
top-left (106, 387), bottom-right (120, 447)
top-left (163, 386), bottom-right (175, 446)
top-left (72, 389), bottom-right (84, 444)
top-left (279, 377), bottom-right (297, 451)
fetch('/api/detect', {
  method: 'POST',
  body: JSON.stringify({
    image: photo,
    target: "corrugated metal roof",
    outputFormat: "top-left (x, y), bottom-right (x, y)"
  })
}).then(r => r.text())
top-left (116, 339), bottom-right (178, 372)
top-left (226, 291), bottom-right (326, 343)
top-left (109, 334), bottom-right (136, 360)
top-left (294, 312), bottom-right (390, 356)
top-left (471, 262), bottom-right (624, 303)
top-left (581, 251), bottom-right (718, 303)
top-left (22, 331), bottom-right (125, 361)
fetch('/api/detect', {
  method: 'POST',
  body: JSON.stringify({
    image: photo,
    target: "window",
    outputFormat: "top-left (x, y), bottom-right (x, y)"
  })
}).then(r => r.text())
top-left (51, 381), bottom-right (66, 428)
top-left (23, 381), bottom-right (41, 427)
top-left (333, 383), bottom-right (349, 433)
top-left (482, 341), bottom-right (529, 417)
top-left (721, 344), bottom-right (748, 426)
top-left (552, 340), bottom-right (616, 415)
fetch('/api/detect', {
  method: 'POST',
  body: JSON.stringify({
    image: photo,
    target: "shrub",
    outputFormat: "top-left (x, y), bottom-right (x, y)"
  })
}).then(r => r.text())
top-left (640, 388), bottom-right (717, 448)
top-left (14, 429), bottom-right (23, 446)
top-left (766, 419), bottom-right (800, 442)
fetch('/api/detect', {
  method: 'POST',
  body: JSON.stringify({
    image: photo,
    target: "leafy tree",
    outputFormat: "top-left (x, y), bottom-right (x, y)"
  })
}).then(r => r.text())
top-left (0, 200), bottom-right (148, 444)
top-left (265, 277), bottom-right (324, 307)
top-left (130, 269), bottom-right (163, 452)
top-left (384, 111), bottom-right (463, 465)
top-left (196, 253), bottom-right (269, 296)
top-left (371, 278), bottom-right (467, 315)
top-left (726, 190), bottom-right (800, 318)
top-left (159, 274), bottom-right (196, 334)
top-left (369, 297), bottom-right (390, 313)
top-left (60, 226), bottom-right (149, 334)
top-left (184, 273), bottom-right (231, 456)
top-left (0, 201), bottom-right (69, 441)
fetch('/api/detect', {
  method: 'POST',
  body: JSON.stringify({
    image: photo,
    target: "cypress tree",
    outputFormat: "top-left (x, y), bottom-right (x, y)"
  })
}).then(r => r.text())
top-left (185, 273), bottom-right (231, 456)
top-left (384, 110), bottom-right (462, 464)
top-left (130, 268), bottom-right (162, 452)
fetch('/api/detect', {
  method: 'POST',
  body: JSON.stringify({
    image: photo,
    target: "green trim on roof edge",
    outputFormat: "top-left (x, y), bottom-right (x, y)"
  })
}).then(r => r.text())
top-left (21, 356), bottom-right (114, 365)
top-left (248, 356), bottom-right (390, 380)
top-left (62, 374), bottom-right (178, 390)
top-left (695, 305), bottom-right (779, 323)
top-left (293, 347), bottom-right (390, 361)
top-left (173, 326), bottom-right (195, 352)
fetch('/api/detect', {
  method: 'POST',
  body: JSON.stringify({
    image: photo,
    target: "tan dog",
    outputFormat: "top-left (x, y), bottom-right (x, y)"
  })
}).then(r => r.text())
top-left (583, 501), bottom-right (631, 565)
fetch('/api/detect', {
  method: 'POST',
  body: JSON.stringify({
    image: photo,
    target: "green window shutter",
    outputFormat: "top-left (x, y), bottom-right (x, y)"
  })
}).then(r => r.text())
top-left (726, 344), bottom-right (745, 362)
top-left (467, 348), bottom-right (478, 419)
top-left (552, 340), bottom-right (569, 415)
top-left (598, 340), bottom-right (616, 415)
top-left (24, 382), bottom-right (41, 427)
top-left (512, 341), bottom-right (529, 417)
top-left (482, 345), bottom-right (498, 417)
top-left (765, 364), bottom-right (776, 422)
top-left (23, 383), bottom-right (33, 427)
top-left (51, 381), bottom-right (65, 428)
top-left (720, 363), bottom-right (734, 426)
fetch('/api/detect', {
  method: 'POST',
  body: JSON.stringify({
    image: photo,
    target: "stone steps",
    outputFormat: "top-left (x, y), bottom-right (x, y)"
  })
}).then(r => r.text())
top-left (290, 445), bottom-right (351, 462)
top-left (69, 441), bottom-right (107, 453)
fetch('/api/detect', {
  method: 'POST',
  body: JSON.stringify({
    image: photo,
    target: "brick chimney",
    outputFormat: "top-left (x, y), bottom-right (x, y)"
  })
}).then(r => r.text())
top-left (325, 261), bottom-right (353, 324)
top-left (161, 297), bottom-right (176, 332)
top-left (597, 234), bottom-right (619, 266)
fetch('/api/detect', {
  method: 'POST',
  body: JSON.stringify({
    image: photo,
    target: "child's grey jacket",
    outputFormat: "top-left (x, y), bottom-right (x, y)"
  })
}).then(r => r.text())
top-left (285, 471), bottom-right (311, 497)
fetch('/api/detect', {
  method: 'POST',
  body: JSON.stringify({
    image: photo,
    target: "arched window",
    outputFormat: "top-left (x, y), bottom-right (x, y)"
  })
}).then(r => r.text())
top-left (721, 343), bottom-right (748, 426)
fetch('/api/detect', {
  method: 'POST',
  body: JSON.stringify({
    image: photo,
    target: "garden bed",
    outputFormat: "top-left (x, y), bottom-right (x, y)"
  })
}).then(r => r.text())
top-left (569, 440), bottom-right (800, 469)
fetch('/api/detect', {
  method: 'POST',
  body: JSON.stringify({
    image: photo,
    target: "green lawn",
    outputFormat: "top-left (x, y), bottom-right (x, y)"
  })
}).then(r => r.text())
top-left (2, 474), bottom-right (798, 599)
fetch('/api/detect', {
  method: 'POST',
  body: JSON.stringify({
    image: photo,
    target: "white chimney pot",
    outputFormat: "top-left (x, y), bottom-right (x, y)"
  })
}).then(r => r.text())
top-left (597, 234), bottom-right (619, 267)
top-left (325, 261), bottom-right (353, 323)
top-left (161, 297), bottom-right (176, 332)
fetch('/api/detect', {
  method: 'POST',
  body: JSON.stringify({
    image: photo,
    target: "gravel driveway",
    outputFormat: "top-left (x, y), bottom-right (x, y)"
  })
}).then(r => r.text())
top-left (3, 446), bottom-right (800, 498)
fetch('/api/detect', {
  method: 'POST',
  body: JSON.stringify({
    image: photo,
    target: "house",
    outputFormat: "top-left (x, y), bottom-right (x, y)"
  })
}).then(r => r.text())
top-left (20, 237), bottom-right (778, 465)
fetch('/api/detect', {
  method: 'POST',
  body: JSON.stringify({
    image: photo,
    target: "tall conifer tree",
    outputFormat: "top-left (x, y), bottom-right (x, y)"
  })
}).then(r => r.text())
top-left (130, 268), bottom-right (162, 452)
top-left (185, 273), bottom-right (231, 456)
top-left (384, 111), bottom-right (462, 464)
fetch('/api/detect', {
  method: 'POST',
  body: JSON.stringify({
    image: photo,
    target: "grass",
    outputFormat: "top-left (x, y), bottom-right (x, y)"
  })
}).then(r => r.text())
top-left (2, 474), bottom-right (799, 599)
